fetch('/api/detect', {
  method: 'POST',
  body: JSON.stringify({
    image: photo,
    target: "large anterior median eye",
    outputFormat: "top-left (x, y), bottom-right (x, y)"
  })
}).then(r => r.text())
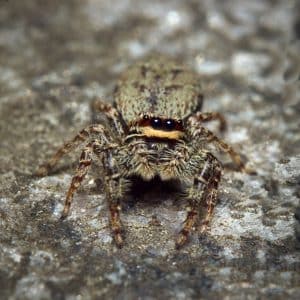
top-left (150, 117), bottom-right (162, 129)
top-left (164, 119), bottom-right (175, 131)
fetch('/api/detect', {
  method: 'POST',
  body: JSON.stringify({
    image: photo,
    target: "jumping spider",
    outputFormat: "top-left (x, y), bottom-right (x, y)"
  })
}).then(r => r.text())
top-left (36, 55), bottom-right (249, 248)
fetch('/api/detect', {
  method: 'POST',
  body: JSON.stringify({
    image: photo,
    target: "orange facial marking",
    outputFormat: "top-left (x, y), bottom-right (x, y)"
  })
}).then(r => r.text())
top-left (141, 126), bottom-right (184, 139)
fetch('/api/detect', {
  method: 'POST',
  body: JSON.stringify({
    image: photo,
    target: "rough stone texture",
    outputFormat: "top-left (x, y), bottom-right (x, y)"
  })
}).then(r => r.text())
top-left (0, 1), bottom-right (299, 299)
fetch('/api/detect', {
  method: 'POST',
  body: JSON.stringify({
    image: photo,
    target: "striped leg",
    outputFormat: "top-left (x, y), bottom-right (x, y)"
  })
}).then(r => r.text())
top-left (206, 128), bottom-right (246, 172)
top-left (104, 175), bottom-right (130, 248)
top-left (92, 98), bottom-right (126, 136)
top-left (60, 142), bottom-right (93, 219)
top-left (35, 124), bottom-right (111, 176)
top-left (189, 117), bottom-right (247, 172)
top-left (109, 200), bottom-right (123, 247)
top-left (175, 202), bottom-right (199, 249)
top-left (176, 153), bottom-right (222, 249)
top-left (193, 111), bottom-right (227, 132)
top-left (199, 167), bottom-right (221, 233)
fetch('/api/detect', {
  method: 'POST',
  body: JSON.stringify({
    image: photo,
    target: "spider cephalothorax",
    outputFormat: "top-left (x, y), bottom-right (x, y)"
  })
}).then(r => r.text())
top-left (36, 55), bottom-right (249, 248)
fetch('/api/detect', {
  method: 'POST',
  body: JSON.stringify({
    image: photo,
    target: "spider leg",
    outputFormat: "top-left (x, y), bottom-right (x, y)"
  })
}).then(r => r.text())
top-left (61, 141), bottom-right (94, 218)
top-left (192, 111), bottom-right (227, 132)
top-left (109, 199), bottom-right (123, 247)
top-left (99, 147), bottom-right (131, 248)
top-left (175, 204), bottom-right (198, 249)
top-left (103, 173), bottom-right (130, 248)
top-left (199, 170), bottom-right (220, 233)
top-left (176, 152), bottom-right (222, 249)
top-left (92, 98), bottom-right (126, 136)
top-left (188, 116), bottom-right (249, 173)
top-left (36, 124), bottom-right (114, 176)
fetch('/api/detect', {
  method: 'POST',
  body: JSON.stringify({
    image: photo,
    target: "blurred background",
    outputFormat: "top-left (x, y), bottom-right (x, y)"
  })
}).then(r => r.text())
top-left (0, 1), bottom-right (299, 299)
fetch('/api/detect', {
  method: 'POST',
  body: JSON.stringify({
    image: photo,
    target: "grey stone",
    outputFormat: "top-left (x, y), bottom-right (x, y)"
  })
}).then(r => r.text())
top-left (0, 0), bottom-right (299, 299)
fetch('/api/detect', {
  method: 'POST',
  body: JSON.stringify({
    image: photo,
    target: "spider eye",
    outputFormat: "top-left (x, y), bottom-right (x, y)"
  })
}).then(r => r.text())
top-left (151, 117), bottom-right (162, 129)
top-left (177, 119), bottom-right (183, 130)
top-left (164, 119), bottom-right (175, 131)
top-left (143, 114), bottom-right (149, 120)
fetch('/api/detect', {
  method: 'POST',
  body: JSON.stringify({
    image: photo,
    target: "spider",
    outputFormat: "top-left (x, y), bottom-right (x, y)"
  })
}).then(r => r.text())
top-left (36, 55), bottom-right (249, 249)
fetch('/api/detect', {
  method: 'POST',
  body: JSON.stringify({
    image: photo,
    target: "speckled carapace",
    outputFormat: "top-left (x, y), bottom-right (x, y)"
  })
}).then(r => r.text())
top-left (36, 55), bottom-right (249, 248)
top-left (115, 56), bottom-right (202, 123)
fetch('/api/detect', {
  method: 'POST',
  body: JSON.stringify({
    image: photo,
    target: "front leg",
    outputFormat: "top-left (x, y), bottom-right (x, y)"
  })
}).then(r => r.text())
top-left (192, 111), bottom-right (227, 132)
top-left (102, 150), bottom-right (131, 248)
top-left (60, 141), bottom-right (93, 218)
top-left (176, 152), bottom-right (222, 249)
top-left (103, 175), bottom-right (131, 248)
top-left (36, 124), bottom-right (113, 176)
top-left (92, 98), bottom-right (126, 136)
top-left (60, 138), bottom-right (116, 219)
top-left (187, 115), bottom-right (249, 172)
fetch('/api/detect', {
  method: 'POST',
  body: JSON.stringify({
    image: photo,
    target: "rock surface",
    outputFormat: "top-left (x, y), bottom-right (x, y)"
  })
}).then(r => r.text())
top-left (0, 1), bottom-right (299, 299)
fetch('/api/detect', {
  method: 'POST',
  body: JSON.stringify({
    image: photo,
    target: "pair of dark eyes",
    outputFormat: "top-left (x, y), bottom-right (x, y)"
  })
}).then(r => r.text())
top-left (143, 115), bottom-right (182, 131)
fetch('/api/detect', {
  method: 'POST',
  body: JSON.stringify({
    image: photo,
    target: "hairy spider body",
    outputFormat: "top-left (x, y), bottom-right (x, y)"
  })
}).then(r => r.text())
top-left (36, 55), bottom-right (247, 248)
